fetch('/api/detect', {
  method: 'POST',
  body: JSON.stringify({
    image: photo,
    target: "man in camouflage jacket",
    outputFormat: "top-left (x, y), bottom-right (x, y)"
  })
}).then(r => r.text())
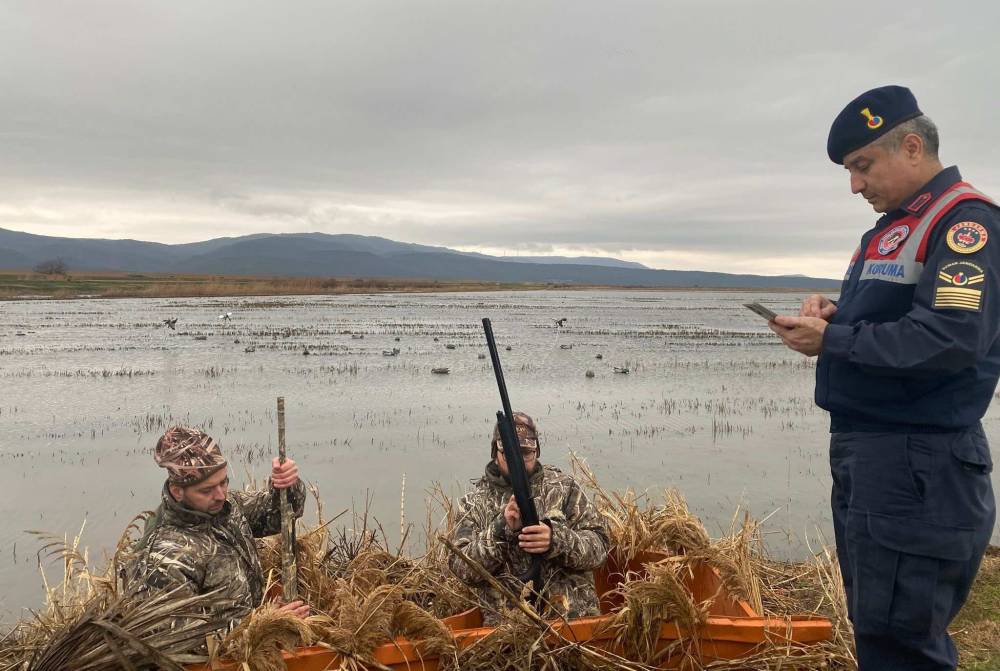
top-left (126, 426), bottom-right (309, 642)
top-left (449, 412), bottom-right (610, 624)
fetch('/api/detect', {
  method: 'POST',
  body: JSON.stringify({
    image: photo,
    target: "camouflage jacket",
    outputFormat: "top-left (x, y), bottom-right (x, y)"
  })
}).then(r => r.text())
top-left (449, 462), bottom-right (610, 624)
top-left (126, 481), bottom-right (306, 637)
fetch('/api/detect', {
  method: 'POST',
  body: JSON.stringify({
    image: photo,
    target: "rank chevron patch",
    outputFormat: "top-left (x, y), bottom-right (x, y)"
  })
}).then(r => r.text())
top-left (933, 260), bottom-right (985, 311)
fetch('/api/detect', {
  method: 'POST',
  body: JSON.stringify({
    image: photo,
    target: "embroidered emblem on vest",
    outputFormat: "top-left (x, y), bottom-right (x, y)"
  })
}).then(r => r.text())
top-left (877, 225), bottom-right (910, 255)
top-left (946, 221), bottom-right (989, 254)
top-left (934, 260), bottom-right (985, 311)
top-left (860, 107), bottom-right (884, 129)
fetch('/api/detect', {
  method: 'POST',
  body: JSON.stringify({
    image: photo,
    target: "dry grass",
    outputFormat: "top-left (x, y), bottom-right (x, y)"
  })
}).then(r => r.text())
top-left (604, 557), bottom-right (707, 665)
top-left (0, 269), bottom-right (836, 301)
top-left (24, 464), bottom-right (1000, 670)
top-left (0, 270), bottom-right (561, 300)
top-left (953, 547), bottom-right (1000, 670)
top-left (571, 452), bottom-right (855, 670)
top-left (0, 476), bottom-right (857, 671)
top-left (249, 493), bottom-right (470, 669)
top-left (216, 605), bottom-right (313, 671)
top-left (0, 520), bottom-right (229, 671)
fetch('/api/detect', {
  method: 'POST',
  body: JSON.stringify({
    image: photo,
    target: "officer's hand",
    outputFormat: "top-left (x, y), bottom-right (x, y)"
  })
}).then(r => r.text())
top-left (769, 316), bottom-right (827, 357)
top-left (800, 294), bottom-right (837, 320)
top-left (271, 457), bottom-right (299, 489)
top-left (503, 495), bottom-right (522, 531)
top-left (518, 522), bottom-right (551, 554)
top-left (275, 599), bottom-right (310, 619)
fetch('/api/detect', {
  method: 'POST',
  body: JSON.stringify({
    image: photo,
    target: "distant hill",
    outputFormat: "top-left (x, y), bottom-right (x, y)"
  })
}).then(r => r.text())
top-left (0, 228), bottom-right (839, 289)
top-left (455, 251), bottom-right (649, 269)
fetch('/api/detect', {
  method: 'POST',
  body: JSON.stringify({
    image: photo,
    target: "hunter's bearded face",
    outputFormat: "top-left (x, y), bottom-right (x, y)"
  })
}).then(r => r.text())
top-left (170, 465), bottom-right (230, 514)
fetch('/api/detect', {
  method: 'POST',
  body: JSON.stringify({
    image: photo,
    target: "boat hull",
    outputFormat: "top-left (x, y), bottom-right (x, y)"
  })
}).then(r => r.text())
top-left (187, 551), bottom-right (833, 670)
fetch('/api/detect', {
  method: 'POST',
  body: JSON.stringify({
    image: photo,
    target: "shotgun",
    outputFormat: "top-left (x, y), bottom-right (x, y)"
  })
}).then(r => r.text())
top-left (481, 318), bottom-right (543, 596)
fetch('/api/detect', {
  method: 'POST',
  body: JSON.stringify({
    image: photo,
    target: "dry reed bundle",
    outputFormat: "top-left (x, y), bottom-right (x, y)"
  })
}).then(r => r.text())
top-left (604, 557), bottom-right (707, 666)
top-left (693, 510), bottom-right (761, 610)
top-left (258, 509), bottom-right (473, 621)
top-left (572, 454), bottom-right (751, 608)
top-left (304, 580), bottom-right (455, 668)
top-left (280, 512), bottom-right (462, 666)
top-left (448, 606), bottom-right (547, 671)
top-left (390, 599), bottom-right (456, 659)
top-left (571, 453), bottom-right (854, 669)
top-left (19, 588), bottom-right (227, 671)
top-left (258, 520), bottom-right (341, 616)
top-left (0, 519), bottom-right (228, 671)
top-left (215, 604), bottom-right (313, 671)
top-left (315, 581), bottom-right (401, 656)
top-left (572, 456), bottom-right (711, 561)
top-left (705, 517), bottom-right (855, 669)
top-left (345, 549), bottom-right (415, 594)
top-left (414, 486), bottom-right (480, 618)
top-left (251, 493), bottom-right (472, 670)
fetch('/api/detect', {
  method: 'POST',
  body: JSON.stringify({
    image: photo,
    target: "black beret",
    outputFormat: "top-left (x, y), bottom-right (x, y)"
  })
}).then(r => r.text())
top-left (827, 85), bottom-right (922, 164)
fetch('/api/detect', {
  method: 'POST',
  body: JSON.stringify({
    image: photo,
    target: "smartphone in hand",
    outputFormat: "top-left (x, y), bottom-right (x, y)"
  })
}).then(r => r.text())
top-left (743, 302), bottom-right (778, 321)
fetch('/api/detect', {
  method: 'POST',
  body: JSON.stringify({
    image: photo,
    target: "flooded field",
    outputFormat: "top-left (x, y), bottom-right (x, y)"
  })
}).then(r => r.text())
top-left (1, 289), bottom-right (997, 620)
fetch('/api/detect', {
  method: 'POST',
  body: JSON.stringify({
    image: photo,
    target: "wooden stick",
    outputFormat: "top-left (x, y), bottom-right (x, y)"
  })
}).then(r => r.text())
top-left (277, 397), bottom-right (298, 602)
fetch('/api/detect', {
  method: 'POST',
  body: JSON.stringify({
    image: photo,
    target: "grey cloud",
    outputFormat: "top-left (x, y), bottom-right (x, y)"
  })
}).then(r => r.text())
top-left (1, 1), bottom-right (998, 275)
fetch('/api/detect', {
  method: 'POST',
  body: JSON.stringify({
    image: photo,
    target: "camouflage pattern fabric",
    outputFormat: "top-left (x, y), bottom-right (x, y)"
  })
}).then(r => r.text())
top-left (126, 480), bottom-right (306, 645)
top-left (449, 461), bottom-right (610, 625)
top-left (153, 426), bottom-right (227, 486)
top-left (492, 412), bottom-right (539, 447)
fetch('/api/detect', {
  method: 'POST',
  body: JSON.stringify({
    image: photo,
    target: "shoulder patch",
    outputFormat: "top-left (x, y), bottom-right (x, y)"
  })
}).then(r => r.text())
top-left (933, 260), bottom-right (985, 312)
top-left (946, 221), bottom-right (988, 254)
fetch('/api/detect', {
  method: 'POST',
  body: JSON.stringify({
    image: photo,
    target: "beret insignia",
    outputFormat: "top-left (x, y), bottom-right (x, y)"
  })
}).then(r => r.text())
top-left (860, 107), bottom-right (884, 129)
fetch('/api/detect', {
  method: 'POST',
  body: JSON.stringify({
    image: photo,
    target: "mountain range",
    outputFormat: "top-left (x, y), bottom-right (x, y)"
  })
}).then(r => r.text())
top-left (0, 227), bottom-right (838, 289)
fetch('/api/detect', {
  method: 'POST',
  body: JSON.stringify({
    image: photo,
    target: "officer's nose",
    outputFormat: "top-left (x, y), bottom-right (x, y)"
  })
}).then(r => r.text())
top-left (850, 172), bottom-right (866, 195)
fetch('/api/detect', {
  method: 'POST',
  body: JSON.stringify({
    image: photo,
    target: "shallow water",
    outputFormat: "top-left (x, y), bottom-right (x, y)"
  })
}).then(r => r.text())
top-left (1, 289), bottom-right (997, 621)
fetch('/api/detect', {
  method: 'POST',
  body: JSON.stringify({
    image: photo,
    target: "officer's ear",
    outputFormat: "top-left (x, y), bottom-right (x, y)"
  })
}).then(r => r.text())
top-left (901, 132), bottom-right (925, 163)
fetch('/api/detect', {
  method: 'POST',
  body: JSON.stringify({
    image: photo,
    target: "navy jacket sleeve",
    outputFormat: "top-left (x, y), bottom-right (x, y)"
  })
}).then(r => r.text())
top-left (823, 203), bottom-right (1000, 375)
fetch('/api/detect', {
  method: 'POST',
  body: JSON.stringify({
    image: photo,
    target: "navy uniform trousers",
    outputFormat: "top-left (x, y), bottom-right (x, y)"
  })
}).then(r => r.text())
top-left (831, 426), bottom-right (995, 670)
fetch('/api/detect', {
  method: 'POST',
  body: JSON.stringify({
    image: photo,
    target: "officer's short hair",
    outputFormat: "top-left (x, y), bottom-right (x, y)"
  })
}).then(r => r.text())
top-left (875, 114), bottom-right (939, 159)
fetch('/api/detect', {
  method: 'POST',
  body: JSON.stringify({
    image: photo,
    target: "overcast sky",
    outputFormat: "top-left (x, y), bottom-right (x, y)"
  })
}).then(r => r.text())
top-left (2, 2), bottom-right (998, 277)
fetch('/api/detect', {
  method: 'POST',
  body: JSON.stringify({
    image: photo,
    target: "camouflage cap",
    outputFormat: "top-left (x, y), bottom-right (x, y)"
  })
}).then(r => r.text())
top-left (491, 411), bottom-right (540, 456)
top-left (154, 426), bottom-right (227, 486)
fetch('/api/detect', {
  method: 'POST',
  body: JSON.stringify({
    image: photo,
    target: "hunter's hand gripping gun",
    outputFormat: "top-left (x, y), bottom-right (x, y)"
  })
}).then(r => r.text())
top-left (482, 318), bottom-right (543, 596)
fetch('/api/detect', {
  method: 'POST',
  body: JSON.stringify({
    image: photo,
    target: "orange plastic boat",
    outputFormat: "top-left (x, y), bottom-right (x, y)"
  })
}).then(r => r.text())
top-left (188, 551), bottom-right (832, 670)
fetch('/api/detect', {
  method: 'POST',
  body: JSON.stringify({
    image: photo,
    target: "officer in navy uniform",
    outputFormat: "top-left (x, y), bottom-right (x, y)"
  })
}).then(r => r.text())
top-left (770, 85), bottom-right (997, 670)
